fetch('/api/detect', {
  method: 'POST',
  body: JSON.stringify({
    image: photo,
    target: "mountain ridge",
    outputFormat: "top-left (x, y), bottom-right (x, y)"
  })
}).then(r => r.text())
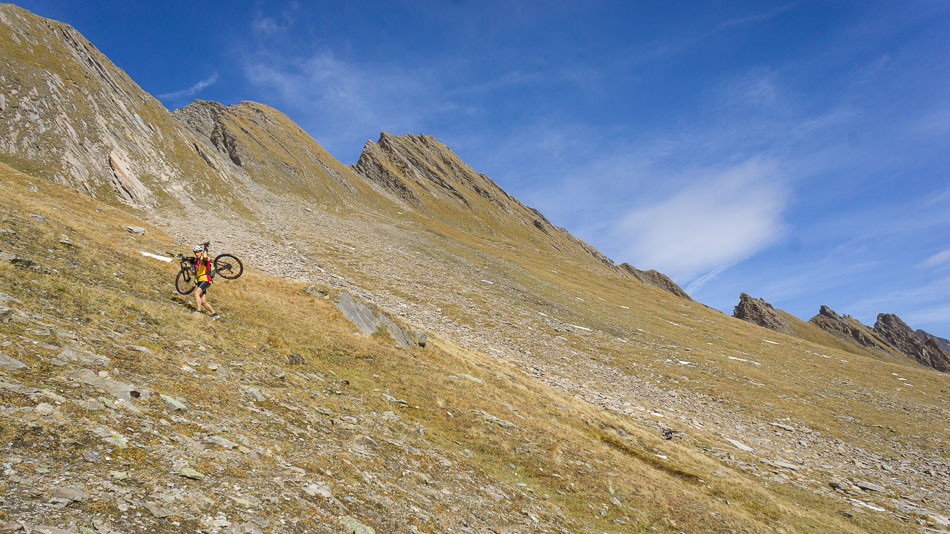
top-left (1, 4), bottom-right (949, 532)
top-left (733, 292), bottom-right (948, 372)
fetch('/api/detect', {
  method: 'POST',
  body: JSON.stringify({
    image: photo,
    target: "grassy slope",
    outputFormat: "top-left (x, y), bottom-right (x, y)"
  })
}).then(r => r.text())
top-left (0, 167), bottom-right (918, 533)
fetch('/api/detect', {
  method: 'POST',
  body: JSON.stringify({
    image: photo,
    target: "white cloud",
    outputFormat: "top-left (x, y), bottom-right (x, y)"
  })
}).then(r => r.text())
top-left (920, 249), bottom-right (950, 269)
top-left (610, 158), bottom-right (789, 283)
top-left (243, 51), bottom-right (443, 159)
top-left (157, 73), bottom-right (219, 100)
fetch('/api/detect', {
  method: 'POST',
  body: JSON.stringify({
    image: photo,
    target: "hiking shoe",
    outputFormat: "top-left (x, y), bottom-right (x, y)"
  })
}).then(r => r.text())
top-left (212, 313), bottom-right (220, 321)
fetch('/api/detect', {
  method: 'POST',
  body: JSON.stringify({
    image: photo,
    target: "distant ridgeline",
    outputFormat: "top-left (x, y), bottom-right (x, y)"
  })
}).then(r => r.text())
top-left (0, 3), bottom-right (688, 301)
top-left (734, 293), bottom-right (950, 373)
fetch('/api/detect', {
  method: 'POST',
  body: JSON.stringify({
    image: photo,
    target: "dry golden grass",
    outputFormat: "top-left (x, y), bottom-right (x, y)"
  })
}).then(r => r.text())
top-left (0, 163), bottom-right (934, 533)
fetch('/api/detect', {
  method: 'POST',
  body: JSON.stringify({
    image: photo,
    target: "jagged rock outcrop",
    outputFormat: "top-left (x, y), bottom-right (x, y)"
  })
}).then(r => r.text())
top-left (874, 314), bottom-right (950, 372)
top-left (917, 329), bottom-right (950, 352)
top-left (809, 305), bottom-right (893, 353)
top-left (619, 263), bottom-right (691, 300)
top-left (733, 293), bottom-right (795, 335)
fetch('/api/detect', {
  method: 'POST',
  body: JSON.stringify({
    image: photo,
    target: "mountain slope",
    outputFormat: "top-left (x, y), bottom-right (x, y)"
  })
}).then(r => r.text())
top-left (0, 3), bottom-right (230, 209)
top-left (1, 5), bottom-right (949, 532)
top-left (2, 162), bottom-right (924, 534)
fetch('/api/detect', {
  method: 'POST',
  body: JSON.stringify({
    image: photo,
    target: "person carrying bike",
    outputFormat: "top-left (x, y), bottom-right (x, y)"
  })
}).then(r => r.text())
top-left (193, 244), bottom-right (220, 320)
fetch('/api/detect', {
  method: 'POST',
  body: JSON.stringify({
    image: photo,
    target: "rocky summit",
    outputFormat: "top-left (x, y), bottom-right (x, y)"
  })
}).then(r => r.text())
top-left (809, 305), bottom-right (900, 359)
top-left (0, 4), bottom-right (949, 534)
top-left (874, 314), bottom-right (950, 373)
top-left (732, 293), bottom-right (796, 335)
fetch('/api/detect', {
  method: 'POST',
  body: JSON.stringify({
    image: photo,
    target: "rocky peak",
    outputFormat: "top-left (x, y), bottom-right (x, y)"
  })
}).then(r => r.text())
top-left (619, 263), bottom-right (691, 300)
top-left (873, 314), bottom-right (950, 373)
top-left (354, 131), bottom-right (489, 207)
top-left (808, 305), bottom-right (893, 353)
top-left (733, 293), bottom-right (795, 335)
top-left (917, 329), bottom-right (950, 352)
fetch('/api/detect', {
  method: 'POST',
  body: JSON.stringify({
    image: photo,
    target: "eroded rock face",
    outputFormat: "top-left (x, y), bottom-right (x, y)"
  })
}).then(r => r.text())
top-left (108, 151), bottom-right (150, 206)
top-left (619, 263), bottom-right (691, 300)
top-left (874, 314), bottom-right (950, 373)
top-left (733, 293), bottom-right (795, 335)
top-left (917, 329), bottom-right (950, 352)
top-left (809, 305), bottom-right (892, 353)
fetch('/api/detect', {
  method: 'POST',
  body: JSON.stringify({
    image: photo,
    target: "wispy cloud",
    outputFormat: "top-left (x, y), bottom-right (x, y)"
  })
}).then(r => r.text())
top-left (920, 250), bottom-right (950, 269)
top-left (609, 158), bottom-right (789, 283)
top-left (715, 2), bottom-right (799, 30)
top-left (243, 51), bottom-right (440, 158)
top-left (157, 73), bottom-right (219, 100)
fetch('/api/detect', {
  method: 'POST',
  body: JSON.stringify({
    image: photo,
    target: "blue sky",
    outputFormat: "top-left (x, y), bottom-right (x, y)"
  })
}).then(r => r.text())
top-left (19, 1), bottom-right (950, 336)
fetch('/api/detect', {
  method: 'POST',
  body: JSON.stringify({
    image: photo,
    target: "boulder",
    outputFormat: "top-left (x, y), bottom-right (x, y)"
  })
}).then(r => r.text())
top-left (733, 293), bottom-right (795, 335)
top-left (412, 329), bottom-right (427, 348)
top-left (335, 291), bottom-right (415, 349)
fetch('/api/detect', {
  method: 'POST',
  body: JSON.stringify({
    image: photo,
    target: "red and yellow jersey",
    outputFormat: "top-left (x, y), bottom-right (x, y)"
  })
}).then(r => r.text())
top-left (194, 258), bottom-right (212, 283)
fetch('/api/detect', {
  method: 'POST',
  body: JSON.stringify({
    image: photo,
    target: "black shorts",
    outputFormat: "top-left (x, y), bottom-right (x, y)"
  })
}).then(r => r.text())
top-left (196, 281), bottom-right (210, 293)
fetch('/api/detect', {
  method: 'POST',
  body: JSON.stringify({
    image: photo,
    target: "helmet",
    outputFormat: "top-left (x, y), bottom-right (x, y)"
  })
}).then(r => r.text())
top-left (193, 244), bottom-right (203, 252)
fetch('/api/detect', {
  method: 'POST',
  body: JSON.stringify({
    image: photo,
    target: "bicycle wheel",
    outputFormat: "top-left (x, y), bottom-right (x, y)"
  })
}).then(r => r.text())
top-left (175, 269), bottom-right (195, 295)
top-left (214, 253), bottom-right (243, 279)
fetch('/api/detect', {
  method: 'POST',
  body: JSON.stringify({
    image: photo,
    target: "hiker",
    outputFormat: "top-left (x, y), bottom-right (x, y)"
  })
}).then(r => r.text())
top-left (193, 244), bottom-right (220, 320)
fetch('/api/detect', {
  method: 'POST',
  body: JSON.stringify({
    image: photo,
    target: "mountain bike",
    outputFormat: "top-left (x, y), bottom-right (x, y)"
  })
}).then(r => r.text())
top-left (169, 241), bottom-right (243, 295)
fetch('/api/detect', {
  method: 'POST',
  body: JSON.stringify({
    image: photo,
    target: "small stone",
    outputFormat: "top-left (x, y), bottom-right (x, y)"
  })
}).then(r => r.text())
top-left (725, 438), bottom-right (754, 452)
top-left (243, 387), bottom-right (266, 402)
top-left (303, 482), bottom-right (332, 498)
top-left (104, 432), bottom-right (128, 449)
top-left (459, 373), bottom-right (483, 384)
top-left (79, 399), bottom-right (105, 412)
top-left (772, 460), bottom-right (801, 471)
top-left (35, 402), bottom-right (54, 416)
top-left (125, 226), bottom-right (145, 235)
top-left (339, 516), bottom-right (375, 534)
top-left (855, 481), bottom-right (884, 492)
top-left (354, 435), bottom-right (378, 448)
top-left (179, 467), bottom-right (205, 480)
top-left (231, 496), bottom-right (255, 507)
top-left (0, 353), bottom-right (27, 371)
top-left (208, 435), bottom-right (238, 449)
top-left (33, 528), bottom-right (76, 534)
top-left (159, 394), bottom-right (188, 412)
top-left (145, 502), bottom-right (171, 518)
top-left (50, 486), bottom-right (89, 504)
top-left (131, 345), bottom-right (153, 355)
top-left (29, 213), bottom-right (46, 222)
